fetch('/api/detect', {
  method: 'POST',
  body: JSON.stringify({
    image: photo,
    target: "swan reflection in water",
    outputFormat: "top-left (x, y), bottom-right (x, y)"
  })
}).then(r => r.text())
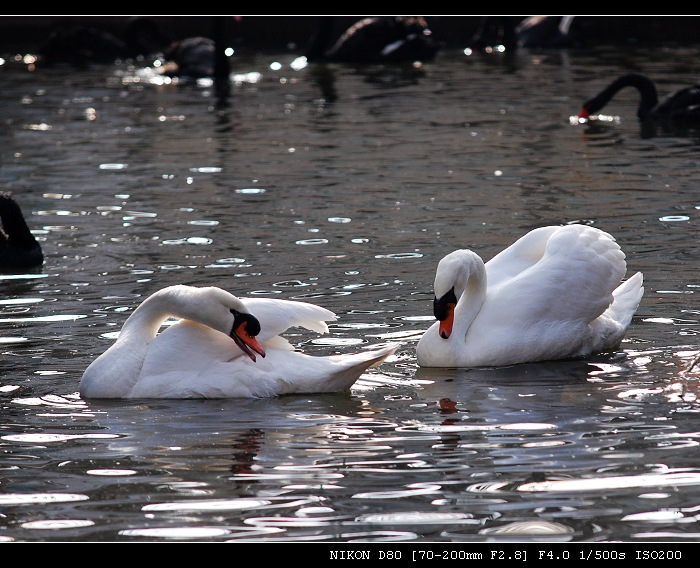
top-left (412, 358), bottom-right (617, 417)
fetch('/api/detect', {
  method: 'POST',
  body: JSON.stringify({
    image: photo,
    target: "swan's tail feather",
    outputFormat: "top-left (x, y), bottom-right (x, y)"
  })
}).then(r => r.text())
top-left (316, 343), bottom-right (400, 393)
top-left (608, 272), bottom-right (644, 328)
top-left (247, 343), bottom-right (401, 398)
top-left (588, 272), bottom-right (643, 354)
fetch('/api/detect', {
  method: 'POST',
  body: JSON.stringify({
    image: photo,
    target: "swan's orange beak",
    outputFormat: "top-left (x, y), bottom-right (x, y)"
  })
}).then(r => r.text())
top-left (230, 311), bottom-right (266, 362)
top-left (434, 288), bottom-right (457, 340)
top-left (438, 305), bottom-right (454, 339)
top-left (578, 107), bottom-right (590, 119)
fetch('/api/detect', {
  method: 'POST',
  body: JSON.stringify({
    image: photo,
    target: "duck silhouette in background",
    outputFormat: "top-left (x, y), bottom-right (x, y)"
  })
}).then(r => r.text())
top-left (304, 16), bottom-right (440, 64)
top-left (156, 17), bottom-right (240, 84)
top-left (416, 224), bottom-right (643, 368)
top-left (0, 192), bottom-right (44, 270)
top-left (577, 73), bottom-right (700, 125)
top-left (158, 36), bottom-right (216, 78)
top-left (80, 284), bottom-right (399, 399)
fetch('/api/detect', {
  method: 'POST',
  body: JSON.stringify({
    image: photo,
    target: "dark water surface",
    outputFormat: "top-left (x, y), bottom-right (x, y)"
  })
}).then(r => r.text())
top-left (2, 41), bottom-right (700, 545)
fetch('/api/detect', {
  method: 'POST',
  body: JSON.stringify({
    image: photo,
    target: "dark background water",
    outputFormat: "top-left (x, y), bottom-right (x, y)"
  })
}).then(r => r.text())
top-left (1, 16), bottom-right (700, 548)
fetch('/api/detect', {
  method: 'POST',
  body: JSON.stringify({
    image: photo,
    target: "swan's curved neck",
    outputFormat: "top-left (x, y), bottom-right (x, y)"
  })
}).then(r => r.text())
top-left (448, 251), bottom-right (488, 340)
top-left (80, 290), bottom-right (182, 398)
top-left (119, 287), bottom-right (193, 342)
top-left (588, 73), bottom-right (659, 119)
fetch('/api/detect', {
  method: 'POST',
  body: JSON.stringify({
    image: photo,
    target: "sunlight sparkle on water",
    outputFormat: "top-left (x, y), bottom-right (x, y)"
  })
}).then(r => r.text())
top-left (21, 519), bottom-right (94, 530)
top-left (660, 215), bottom-right (690, 222)
top-left (375, 252), bottom-right (423, 259)
top-left (0, 274), bottom-right (48, 281)
top-left (143, 498), bottom-right (272, 512)
top-left (231, 72), bottom-right (262, 84)
top-left (99, 163), bottom-right (127, 170)
top-left (312, 337), bottom-right (364, 346)
top-left (190, 167), bottom-right (222, 173)
top-left (87, 469), bottom-right (137, 476)
top-left (25, 123), bottom-right (51, 131)
top-left (353, 483), bottom-right (441, 499)
top-left (0, 314), bottom-right (86, 323)
top-left (0, 493), bottom-right (88, 505)
top-left (290, 56), bottom-right (308, 70)
top-left (1, 433), bottom-right (117, 442)
top-left (119, 527), bottom-right (230, 538)
top-left (296, 238), bottom-right (328, 245)
top-left (518, 472), bottom-right (700, 493)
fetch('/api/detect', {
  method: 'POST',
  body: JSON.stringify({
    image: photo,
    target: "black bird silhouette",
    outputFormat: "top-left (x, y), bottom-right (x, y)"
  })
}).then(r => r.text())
top-left (578, 73), bottom-right (700, 124)
top-left (0, 192), bottom-right (44, 269)
top-left (159, 36), bottom-right (216, 78)
top-left (305, 16), bottom-right (439, 64)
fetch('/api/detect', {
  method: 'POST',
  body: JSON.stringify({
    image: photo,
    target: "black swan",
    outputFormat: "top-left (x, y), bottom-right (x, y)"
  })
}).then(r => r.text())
top-left (159, 36), bottom-right (216, 78)
top-left (304, 16), bottom-right (440, 64)
top-left (0, 192), bottom-right (44, 269)
top-left (157, 17), bottom-right (238, 81)
top-left (578, 73), bottom-right (700, 124)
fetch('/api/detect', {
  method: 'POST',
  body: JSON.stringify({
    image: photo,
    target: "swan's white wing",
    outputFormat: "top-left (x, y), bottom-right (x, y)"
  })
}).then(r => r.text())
top-left (81, 286), bottom-right (382, 399)
top-left (485, 225), bottom-right (627, 325)
top-left (139, 320), bottom-right (236, 378)
top-left (485, 226), bottom-right (564, 286)
top-left (240, 297), bottom-right (337, 341)
top-left (419, 225), bottom-right (641, 368)
top-left (201, 343), bottom-right (399, 398)
top-left (132, 320), bottom-right (398, 398)
top-left (137, 299), bottom-right (341, 390)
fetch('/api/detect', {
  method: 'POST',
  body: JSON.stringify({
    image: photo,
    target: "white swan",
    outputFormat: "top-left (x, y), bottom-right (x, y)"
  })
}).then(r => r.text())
top-left (79, 284), bottom-right (398, 399)
top-left (416, 224), bottom-right (644, 368)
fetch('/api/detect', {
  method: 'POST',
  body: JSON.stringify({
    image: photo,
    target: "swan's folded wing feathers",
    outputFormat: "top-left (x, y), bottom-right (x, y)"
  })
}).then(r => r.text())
top-left (488, 226), bottom-right (627, 325)
top-left (141, 320), bottom-right (236, 375)
top-left (242, 297), bottom-right (337, 340)
top-left (142, 343), bottom-right (400, 399)
top-left (657, 85), bottom-right (700, 117)
top-left (486, 226), bottom-right (561, 286)
top-left (264, 335), bottom-right (296, 352)
top-left (535, 226), bottom-right (627, 322)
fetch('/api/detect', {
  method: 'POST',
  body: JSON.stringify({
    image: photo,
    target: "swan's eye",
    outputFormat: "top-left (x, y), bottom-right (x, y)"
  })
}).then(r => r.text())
top-left (231, 310), bottom-right (261, 337)
top-left (229, 309), bottom-right (265, 362)
top-left (434, 287), bottom-right (457, 321)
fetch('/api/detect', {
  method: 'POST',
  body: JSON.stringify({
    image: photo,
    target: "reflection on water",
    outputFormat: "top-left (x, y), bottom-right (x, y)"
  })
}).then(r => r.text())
top-left (1, 40), bottom-right (700, 543)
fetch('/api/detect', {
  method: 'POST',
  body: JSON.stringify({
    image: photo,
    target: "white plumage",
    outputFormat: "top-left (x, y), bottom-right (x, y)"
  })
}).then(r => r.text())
top-left (416, 225), bottom-right (644, 368)
top-left (80, 285), bottom-right (398, 398)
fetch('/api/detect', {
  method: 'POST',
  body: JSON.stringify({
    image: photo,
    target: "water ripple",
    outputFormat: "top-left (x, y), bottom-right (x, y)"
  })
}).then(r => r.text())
top-left (143, 498), bottom-right (272, 512)
top-left (0, 493), bottom-right (89, 505)
top-left (518, 472), bottom-right (700, 493)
